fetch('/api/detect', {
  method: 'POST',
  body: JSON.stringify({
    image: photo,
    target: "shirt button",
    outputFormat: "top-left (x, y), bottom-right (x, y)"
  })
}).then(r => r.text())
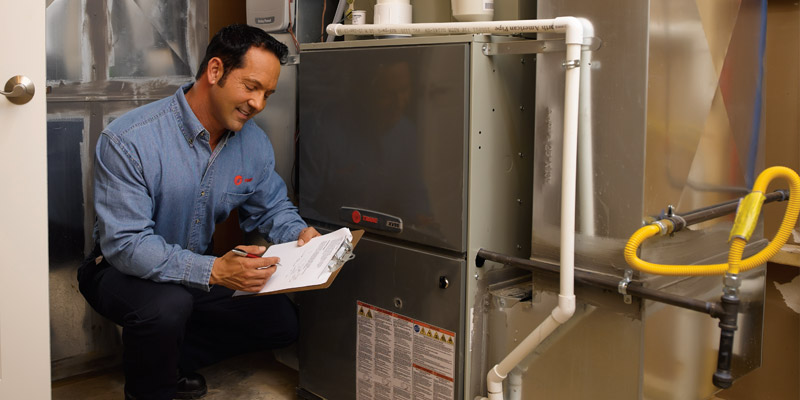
top-left (200, 191), bottom-right (205, 196)
top-left (195, 219), bottom-right (200, 224)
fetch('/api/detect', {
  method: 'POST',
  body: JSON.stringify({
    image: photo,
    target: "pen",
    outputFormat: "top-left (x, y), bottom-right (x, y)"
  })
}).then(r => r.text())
top-left (232, 248), bottom-right (260, 258)
top-left (232, 248), bottom-right (280, 269)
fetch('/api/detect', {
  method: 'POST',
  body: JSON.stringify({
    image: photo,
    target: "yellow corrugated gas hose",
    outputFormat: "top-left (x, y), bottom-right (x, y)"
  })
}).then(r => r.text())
top-left (624, 166), bottom-right (800, 276)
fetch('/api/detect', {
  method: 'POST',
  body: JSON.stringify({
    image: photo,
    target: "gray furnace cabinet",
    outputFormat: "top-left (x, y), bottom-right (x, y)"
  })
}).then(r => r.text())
top-left (296, 35), bottom-right (534, 400)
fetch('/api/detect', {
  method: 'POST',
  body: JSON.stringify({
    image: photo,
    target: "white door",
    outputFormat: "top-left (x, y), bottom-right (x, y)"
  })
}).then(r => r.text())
top-left (0, 0), bottom-right (51, 399)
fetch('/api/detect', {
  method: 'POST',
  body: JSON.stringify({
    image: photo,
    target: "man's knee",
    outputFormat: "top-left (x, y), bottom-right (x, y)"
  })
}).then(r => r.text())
top-left (78, 257), bottom-right (196, 334)
top-left (122, 287), bottom-right (194, 335)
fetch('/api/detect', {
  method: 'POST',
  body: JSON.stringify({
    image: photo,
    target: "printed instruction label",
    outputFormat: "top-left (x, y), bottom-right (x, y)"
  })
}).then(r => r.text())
top-left (356, 301), bottom-right (455, 400)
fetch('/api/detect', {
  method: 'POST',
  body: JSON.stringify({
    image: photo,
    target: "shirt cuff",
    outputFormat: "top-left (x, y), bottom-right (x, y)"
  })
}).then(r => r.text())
top-left (285, 224), bottom-right (306, 244)
top-left (262, 220), bottom-right (307, 244)
top-left (184, 253), bottom-right (216, 291)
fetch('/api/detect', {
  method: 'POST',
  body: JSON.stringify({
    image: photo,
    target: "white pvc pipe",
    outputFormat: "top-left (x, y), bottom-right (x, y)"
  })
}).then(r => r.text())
top-left (327, 18), bottom-right (585, 44)
top-left (327, 17), bottom-right (583, 400)
top-left (578, 20), bottom-right (596, 236)
top-left (486, 314), bottom-right (562, 398)
top-left (484, 19), bottom-right (583, 400)
top-left (507, 366), bottom-right (525, 400)
top-left (325, 0), bottom-right (349, 42)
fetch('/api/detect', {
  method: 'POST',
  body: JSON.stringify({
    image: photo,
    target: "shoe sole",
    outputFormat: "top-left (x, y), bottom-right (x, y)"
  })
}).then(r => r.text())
top-left (173, 387), bottom-right (208, 400)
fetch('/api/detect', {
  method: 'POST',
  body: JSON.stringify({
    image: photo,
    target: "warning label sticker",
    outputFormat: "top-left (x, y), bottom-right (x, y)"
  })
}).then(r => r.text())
top-left (356, 301), bottom-right (455, 400)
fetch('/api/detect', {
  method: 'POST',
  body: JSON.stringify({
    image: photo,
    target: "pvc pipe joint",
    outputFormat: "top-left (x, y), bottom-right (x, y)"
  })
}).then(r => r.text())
top-left (486, 365), bottom-right (506, 399)
top-left (554, 17), bottom-right (583, 45)
top-left (552, 294), bottom-right (576, 323)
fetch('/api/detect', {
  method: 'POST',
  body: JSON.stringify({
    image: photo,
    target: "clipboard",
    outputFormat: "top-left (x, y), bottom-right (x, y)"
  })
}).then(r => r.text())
top-left (243, 229), bottom-right (364, 296)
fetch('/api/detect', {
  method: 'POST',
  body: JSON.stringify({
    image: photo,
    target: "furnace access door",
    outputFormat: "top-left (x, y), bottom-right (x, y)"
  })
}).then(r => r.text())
top-left (298, 41), bottom-right (469, 252)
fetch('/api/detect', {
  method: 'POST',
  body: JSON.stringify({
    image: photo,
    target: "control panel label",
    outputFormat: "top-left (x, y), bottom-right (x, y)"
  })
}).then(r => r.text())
top-left (356, 301), bottom-right (455, 400)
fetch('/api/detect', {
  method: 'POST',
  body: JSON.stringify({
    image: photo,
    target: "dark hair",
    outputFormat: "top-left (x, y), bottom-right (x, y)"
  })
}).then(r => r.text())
top-left (195, 24), bottom-right (288, 84)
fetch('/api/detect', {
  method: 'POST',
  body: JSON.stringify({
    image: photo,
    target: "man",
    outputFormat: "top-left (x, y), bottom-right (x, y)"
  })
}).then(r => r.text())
top-left (77, 24), bottom-right (319, 400)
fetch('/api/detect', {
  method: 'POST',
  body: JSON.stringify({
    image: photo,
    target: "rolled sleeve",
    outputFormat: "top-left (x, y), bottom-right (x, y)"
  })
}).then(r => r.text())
top-left (183, 253), bottom-right (216, 291)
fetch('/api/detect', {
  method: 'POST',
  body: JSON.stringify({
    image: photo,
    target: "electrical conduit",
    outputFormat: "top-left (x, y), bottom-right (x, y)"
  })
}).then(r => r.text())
top-left (328, 17), bottom-right (584, 400)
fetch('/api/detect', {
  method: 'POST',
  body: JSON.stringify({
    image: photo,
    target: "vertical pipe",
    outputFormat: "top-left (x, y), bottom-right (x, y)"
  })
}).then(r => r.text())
top-left (486, 17), bottom-right (583, 400)
top-left (578, 20), bottom-right (596, 236)
top-left (712, 292), bottom-right (740, 388)
top-left (325, 0), bottom-right (348, 42)
top-left (745, 0), bottom-right (768, 187)
top-left (559, 31), bottom-right (582, 300)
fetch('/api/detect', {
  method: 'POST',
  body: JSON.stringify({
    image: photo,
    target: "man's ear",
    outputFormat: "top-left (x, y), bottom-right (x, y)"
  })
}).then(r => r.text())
top-left (204, 57), bottom-right (224, 85)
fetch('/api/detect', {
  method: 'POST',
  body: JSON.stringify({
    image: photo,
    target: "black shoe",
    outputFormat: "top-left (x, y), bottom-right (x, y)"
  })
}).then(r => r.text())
top-left (174, 372), bottom-right (207, 399)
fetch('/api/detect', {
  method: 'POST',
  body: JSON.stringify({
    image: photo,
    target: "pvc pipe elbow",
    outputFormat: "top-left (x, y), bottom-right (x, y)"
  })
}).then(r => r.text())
top-left (326, 24), bottom-right (342, 36)
top-left (552, 295), bottom-right (576, 323)
top-left (486, 365), bottom-right (506, 396)
top-left (578, 17), bottom-right (595, 38)
top-left (554, 17), bottom-right (584, 44)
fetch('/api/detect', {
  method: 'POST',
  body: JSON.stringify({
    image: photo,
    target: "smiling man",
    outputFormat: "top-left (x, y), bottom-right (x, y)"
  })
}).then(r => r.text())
top-left (77, 25), bottom-right (319, 400)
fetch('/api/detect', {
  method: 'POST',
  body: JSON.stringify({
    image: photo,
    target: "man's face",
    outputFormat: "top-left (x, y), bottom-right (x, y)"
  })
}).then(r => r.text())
top-left (208, 46), bottom-right (280, 132)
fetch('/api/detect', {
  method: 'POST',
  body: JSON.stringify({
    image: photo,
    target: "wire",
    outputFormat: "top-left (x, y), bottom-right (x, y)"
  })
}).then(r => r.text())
top-left (288, 27), bottom-right (300, 53)
top-left (745, 0), bottom-right (768, 187)
top-left (287, 0), bottom-right (300, 53)
top-left (320, 1), bottom-right (327, 42)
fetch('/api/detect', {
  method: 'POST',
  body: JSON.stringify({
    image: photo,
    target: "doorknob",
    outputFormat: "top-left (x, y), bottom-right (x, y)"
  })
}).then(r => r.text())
top-left (1, 75), bottom-right (35, 105)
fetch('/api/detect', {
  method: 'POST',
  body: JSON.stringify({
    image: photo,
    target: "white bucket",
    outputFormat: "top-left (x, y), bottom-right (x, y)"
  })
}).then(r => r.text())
top-left (451, 0), bottom-right (494, 22)
top-left (374, 0), bottom-right (412, 25)
top-left (351, 10), bottom-right (366, 25)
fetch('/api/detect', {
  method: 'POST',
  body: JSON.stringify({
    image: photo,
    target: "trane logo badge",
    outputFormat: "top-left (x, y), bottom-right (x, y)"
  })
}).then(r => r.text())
top-left (255, 17), bottom-right (275, 24)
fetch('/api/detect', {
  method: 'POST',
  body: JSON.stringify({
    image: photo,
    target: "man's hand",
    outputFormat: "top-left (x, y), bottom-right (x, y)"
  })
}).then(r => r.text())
top-left (209, 245), bottom-right (279, 292)
top-left (297, 226), bottom-right (321, 246)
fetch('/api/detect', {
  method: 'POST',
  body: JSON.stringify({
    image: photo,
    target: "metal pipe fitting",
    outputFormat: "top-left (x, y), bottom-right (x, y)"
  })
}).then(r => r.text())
top-left (712, 293), bottom-right (740, 389)
top-left (658, 189), bottom-right (789, 234)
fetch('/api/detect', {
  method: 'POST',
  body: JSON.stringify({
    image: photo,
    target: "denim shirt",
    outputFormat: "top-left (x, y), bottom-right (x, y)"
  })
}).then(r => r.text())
top-left (93, 84), bottom-right (307, 291)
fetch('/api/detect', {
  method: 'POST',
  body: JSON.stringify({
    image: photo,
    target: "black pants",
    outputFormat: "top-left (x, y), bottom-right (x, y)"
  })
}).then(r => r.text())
top-left (77, 250), bottom-right (298, 400)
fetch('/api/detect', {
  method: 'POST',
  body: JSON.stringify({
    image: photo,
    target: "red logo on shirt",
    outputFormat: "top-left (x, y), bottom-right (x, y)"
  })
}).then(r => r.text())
top-left (234, 176), bottom-right (253, 186)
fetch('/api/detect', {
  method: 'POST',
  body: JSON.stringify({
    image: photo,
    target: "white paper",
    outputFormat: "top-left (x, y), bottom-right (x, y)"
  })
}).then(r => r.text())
top-left (233, 227), bottom-right (353, 296)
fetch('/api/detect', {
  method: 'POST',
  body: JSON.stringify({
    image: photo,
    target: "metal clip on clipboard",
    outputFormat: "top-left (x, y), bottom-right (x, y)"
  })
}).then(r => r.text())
top-left (327, 239), bottom-right (356, 273)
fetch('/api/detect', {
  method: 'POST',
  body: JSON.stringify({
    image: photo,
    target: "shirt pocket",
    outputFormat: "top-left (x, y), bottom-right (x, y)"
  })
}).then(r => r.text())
top-left (222, 191), bottom-right (254, 208)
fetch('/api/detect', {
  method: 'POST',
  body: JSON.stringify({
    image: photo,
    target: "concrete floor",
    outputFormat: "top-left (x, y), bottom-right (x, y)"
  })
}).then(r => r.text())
top-left (51, 351), bottom-right (298, 400)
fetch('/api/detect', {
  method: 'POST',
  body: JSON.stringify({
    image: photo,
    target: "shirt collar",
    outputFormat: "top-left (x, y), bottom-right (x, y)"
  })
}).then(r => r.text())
top-left (174, 83), bottom-right (209, 145)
